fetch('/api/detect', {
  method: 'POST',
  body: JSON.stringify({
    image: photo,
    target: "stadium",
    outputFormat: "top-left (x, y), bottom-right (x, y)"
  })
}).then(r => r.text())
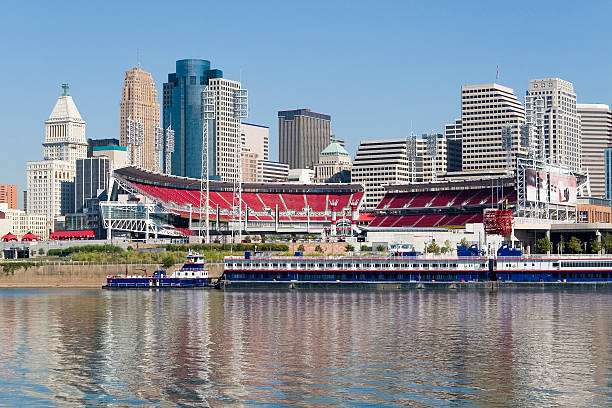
top-left (101, 167), bottom-right (364, 240)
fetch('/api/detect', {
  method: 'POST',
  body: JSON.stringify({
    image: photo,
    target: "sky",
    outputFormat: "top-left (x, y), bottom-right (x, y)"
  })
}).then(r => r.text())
top-left (2, 0), bottom-right (612, 199)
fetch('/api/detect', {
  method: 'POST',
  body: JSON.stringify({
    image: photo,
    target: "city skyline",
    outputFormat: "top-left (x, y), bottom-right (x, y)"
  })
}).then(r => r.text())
top-left (3, 1), bottom-right (612, 193)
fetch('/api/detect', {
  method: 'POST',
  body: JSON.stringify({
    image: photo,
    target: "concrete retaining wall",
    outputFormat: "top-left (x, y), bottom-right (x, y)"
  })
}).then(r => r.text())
top-left (0, 262), bottom-right (224, 288)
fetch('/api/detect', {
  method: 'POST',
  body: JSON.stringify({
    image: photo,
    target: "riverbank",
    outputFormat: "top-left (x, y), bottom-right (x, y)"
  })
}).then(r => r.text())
top-left (0, 262), bottom-right (224, 288)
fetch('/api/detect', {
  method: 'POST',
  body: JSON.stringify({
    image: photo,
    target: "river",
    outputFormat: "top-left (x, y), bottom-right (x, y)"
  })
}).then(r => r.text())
top-left (0, 288), bottom-right (611, 407)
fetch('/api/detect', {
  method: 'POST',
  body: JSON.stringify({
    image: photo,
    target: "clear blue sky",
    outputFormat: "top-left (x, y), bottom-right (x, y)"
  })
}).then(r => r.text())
top-left (2, 0), bottom-right (612, 198)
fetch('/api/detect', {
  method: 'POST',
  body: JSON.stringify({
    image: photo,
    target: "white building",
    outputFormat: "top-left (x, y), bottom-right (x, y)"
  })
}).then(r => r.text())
top-left (208, 77), bottom-right (244, 182)
top-left (351, 137), bottom-right (447, 211)
top-left (43, 84), bottom-right (88, 163)
top-left (461, 83), bottom-right (525, 174)
top-left (26, 85), bottom-right (86, 230)
top-left (314, 141), bottom-right (352, 183)
top-left (288, 168), bottom-right (314, 183)
top-left (257, 161), bottom-right (289, 182)
top-left (0, 203), bottom-right (47, 240)
top-left (527, 78), bottom-right (581, 172)
top-left (241, 123), bottom-right (269, 161)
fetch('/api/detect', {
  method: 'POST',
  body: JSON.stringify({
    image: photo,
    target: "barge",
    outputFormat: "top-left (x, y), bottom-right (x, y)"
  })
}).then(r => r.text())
top-left (220, 244), bottom-right (612, 285)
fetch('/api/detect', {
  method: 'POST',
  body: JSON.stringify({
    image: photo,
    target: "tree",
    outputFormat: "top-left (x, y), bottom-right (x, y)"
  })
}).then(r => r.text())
top-left (459, 237), bottom-right (469, 247)
top-left (260, 234), bottom-right (267, 243)
top-left (315, 244), bottom-right (323, 253)
top-left (568, 236), bottom-right (582, 253)
top-left (535, 237), bottom-right (552, 254)
top-left (360, 245), bottom-right (370, 252)
top-left (591, 239), bottom-right (602, 254)
top-left (297, 244), bottom-right (305, 252)
top-left (602, 233), bottom-right (612, 254)
top-left (443, 240), bottom-right (453, 254)
top-left (427, 241), bottom-right (440, 254)
top-left (440, 246), bottom-right (449, 254)
top-left (38, 248), bottom-right (45, 256)
top-left (345, 244), bottom-right (355, 252)
top-left (376, 245), bottom-right (386, 252)
top-left (161, 254), bottom-right (177, 269)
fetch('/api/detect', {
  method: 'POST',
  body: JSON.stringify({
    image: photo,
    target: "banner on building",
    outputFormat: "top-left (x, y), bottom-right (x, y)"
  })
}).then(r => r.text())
top-left (526, 169), bottom-right (537, 201)
top-left (549, 173), bottom-right (577, 206)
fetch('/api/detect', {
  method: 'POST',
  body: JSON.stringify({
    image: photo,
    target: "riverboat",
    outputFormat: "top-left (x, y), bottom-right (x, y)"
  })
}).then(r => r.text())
top-left (105, 252), bottom-right (211, 288)
top-left (220, 245), bottom-right (612, 283)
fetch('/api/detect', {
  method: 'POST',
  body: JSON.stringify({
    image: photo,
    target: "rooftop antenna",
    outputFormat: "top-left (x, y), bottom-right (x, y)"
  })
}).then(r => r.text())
top-left (136, 48), bottom-right (141, 68)
top-left (496, 64), bottom-right (499, 82)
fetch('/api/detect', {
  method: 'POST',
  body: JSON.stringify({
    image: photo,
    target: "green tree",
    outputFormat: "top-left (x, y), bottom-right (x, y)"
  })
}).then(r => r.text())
top-left (459, 237), bottom-right (469, 247)
top-left (345, 244), bottom-right (355, 252)
top-left (427, 241), bottom-right (440, 254)
top-left (591, 239), bottom-right (602, 254)
top-left (161, 254), bottom-right (178, 269)
top-left (568, 236), bottom-right (582, 253)
top-left (602, 233), bottom-right (612, 254)
top-left (360, 245), bottom-right (370, 252)
top-left (440, 246), bottom-right (449, 254)
top-left (297, 244), bottom-right (305, 252)
top-left (376, 244), bottom-right (386, 252)
top-left (443, 240), bottom-right (453, 253)
top-left (315, 244), bottom-right (323, 253)
top-left (535, 237), bottom-right (552, 254)
top-left (37, 248), bottom-right (45, 256)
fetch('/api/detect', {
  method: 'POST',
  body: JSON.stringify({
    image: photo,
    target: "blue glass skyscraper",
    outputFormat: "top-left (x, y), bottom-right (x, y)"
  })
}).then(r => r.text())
top-left (163, 59), bottom-right (222, 178)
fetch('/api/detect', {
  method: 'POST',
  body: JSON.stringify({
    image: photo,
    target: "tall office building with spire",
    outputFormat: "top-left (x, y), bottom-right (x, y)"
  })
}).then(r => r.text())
top-left (119, 67), bottom-right (160, 171)
top-left (27, 84), bottom-right (86, 230)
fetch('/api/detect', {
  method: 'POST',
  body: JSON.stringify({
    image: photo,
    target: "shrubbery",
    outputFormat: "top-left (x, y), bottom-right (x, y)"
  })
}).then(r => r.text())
top-left (47, 244), bottom-right (123, 257)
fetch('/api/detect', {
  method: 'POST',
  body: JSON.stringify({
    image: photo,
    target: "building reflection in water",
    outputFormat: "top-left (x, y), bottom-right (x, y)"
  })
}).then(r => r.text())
top-left (0, 288), bottom-right (611, 406)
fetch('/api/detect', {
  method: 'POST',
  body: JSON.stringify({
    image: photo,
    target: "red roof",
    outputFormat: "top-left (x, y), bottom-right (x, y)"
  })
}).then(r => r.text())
top-left (21, 233), bottom-right (41, 241)
top-left (49, 230), bottom-right (95, 240)
top-left (1, 233), bottom-right (18, 242)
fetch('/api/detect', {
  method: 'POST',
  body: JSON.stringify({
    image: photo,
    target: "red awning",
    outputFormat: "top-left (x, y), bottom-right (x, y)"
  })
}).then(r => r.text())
top-left (1, 233), bottom-right (18, 242)
top-left (49, 230), bottom-right (95, 240)
top-left (21, 233), bottom-right (41, 242)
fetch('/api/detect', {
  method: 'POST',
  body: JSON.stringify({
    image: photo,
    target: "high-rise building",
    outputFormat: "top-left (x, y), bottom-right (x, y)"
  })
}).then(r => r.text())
top-left (92, 145), bottom-right (128, 171)
top-left (208, 77), bottom-right (244, 181)
top-left (444, 119), bottom-right (462, 172)
top-left (162, 59), bottom-right (223, 179)
top-left (23, 191), bottom-right (27, 212)
top-left (0, 185), bottom-right (18, 209)
top-left (351, 139), bottom-right (412, 211)
top-left (331, 135), bottom-right (345, 147)
top-left (74, 157), bottom-right (110, 213)
top-left (461, 83), bottom-right (525, 173)
top-left (278, 109), bottom-right (331, 169)
top-left (257, 161), bottom-right (289, 183)
top-left (605, 148), bottom-right (612, 200)
top-left (87, 138), bottom-right (120, 157)
top-left (527, 78), bottom-right (581, 172)
top-left (119, 67), bottom-right (160, 171)
top-left (241, 148), bottom-right (258, 183)
top-left (578, 104), bottom-right (612, 197)
top-left (43, 84), bottom-right (88, 164)
top-left (241, 123), bottom-right (269, 162)
top-left (26, 85), bottom-right (86, 230)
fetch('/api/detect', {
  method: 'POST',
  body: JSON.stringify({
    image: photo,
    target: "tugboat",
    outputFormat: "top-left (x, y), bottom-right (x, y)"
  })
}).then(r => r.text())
top-left (104, 252), bottom-right (211, 288)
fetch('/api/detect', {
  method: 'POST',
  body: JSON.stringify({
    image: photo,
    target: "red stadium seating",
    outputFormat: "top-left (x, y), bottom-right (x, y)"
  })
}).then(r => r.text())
top-left (306, 194), bottom-right (328, 212)
top-left (282, 193), bottom-right (307, 211)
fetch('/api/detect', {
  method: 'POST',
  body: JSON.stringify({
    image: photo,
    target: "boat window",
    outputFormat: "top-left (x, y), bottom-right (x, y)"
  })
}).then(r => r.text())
top-left (412, 264), bottom-right (419, 268)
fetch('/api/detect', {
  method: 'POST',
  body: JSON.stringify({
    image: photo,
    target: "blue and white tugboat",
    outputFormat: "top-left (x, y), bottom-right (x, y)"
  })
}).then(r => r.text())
top-left (104, 252), bottom-right (211, 288)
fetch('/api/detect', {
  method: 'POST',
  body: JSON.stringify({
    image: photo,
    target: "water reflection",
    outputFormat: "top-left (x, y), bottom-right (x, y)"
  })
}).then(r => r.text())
top-left (0, 288), bottom-right (611, 406)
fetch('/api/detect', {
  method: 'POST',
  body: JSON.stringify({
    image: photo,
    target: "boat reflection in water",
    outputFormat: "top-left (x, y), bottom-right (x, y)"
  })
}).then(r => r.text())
top-left (0, 289), bottom-right (611, 406)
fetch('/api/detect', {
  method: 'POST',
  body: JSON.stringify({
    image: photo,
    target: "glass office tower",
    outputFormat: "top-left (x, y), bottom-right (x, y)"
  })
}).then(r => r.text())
top-left (163, 59), bottom-right (223, 178)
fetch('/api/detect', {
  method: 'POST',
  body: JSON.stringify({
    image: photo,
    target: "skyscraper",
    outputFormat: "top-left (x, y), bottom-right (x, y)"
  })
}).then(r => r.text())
top-left (461, 84), bottom-right (525, 173)
top-left (74, 157), bottom-right (110, 213)
top-left (444, 119), bottom-right (462, 172)
top-left (578, 104), bottom-right (612, 197)
top-left (162, 59), bottom-right (223, 178)
top-left (27, 84), bottom-right (85, 229)
top-left (278, 109), bottom-right (331, 169)
top-left (526, 78), bottom-right (581, 172)
top-left (119, 67), bottom-right (160, 171)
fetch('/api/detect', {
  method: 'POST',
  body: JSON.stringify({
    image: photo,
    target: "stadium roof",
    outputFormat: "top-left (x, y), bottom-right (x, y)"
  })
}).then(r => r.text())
top-left (114, 167), bottom-right (363, 193)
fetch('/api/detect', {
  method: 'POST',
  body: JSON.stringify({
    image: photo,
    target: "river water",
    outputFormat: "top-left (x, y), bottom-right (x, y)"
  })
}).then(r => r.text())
top-left (0, 288), bottom-right (611, 407)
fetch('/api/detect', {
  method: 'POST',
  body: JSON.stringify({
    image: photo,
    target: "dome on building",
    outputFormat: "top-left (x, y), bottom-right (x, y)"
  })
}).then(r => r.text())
top-left (320, 141), bottom-right (350, 156)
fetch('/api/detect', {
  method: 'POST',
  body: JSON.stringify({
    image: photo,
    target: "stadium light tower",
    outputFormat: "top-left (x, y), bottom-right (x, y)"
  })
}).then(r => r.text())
top-left (406, 133), bottom-right (417, 183)
top-left (154, 126), bottom-right (164, 172)
top-left (426, 133), bottom-right (438, 182)
top-left (164, 126), bottom-right (175, 174)
top-left (201, 87), bottom-right (216, 244)
top-left (501, 126), bottom-right (513, 175)
top-left (233, 87), bottom-right (248, 242)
